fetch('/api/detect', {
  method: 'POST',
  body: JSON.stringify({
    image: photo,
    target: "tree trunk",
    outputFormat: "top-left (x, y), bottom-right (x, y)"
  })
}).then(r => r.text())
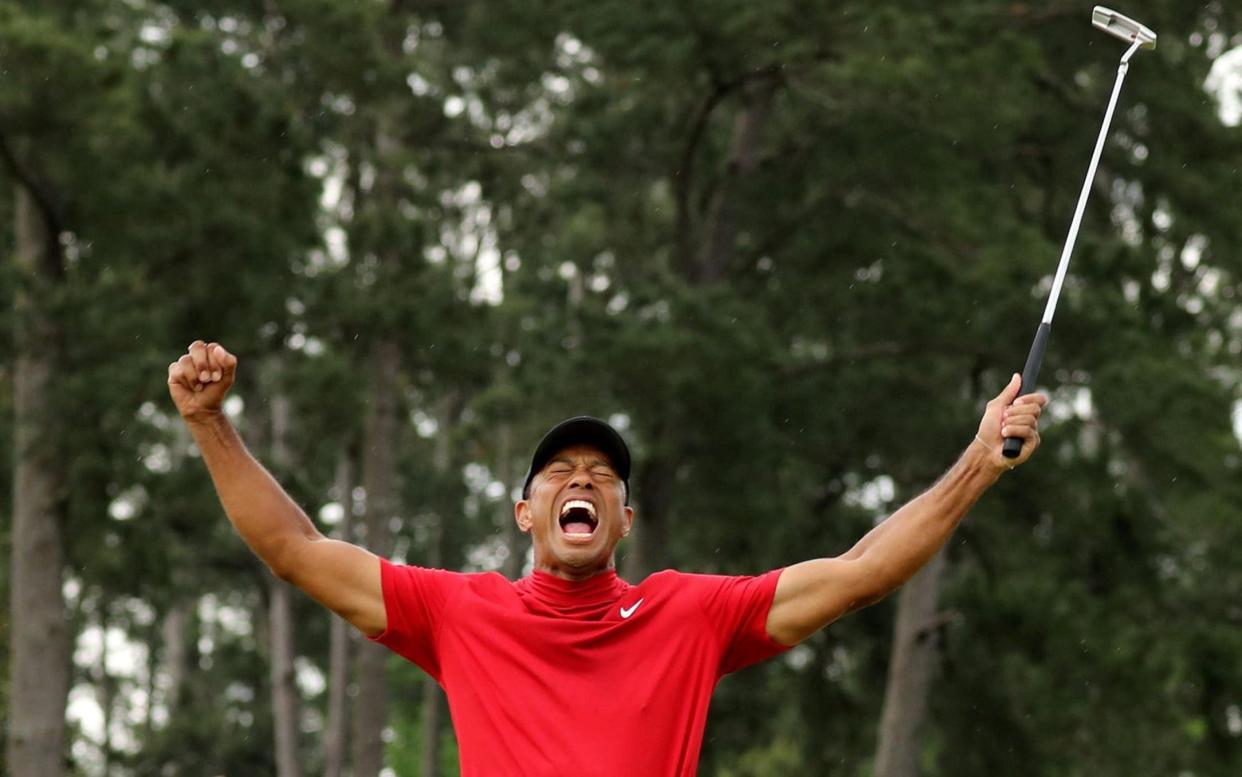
top-left (690, 77), bottom-right (776, 284)
top-left (268, 371), bottom-right (303, 777)
top-left (623, 412), bottom-right (676, 579)
top-left (629, 79), bottom-right (776, 582)
top-left (418, 396), bottom-right (459, 777)
top-left (323, 452), bottom-right (354, 777)
top-left (498, 424), bottom-right (525, 580)
top-left (623, 449), bottom-right (673, 580)
top-left (161, 599), bottom-right (193, 716)
top-left (7, 184), bottom-right (70, 777)
top-left (270, 580), bottom-right (302, 777)
top-left (352, 339), bottom-right (401, 777)
top-left (350, 28), bottom-right (410, 769)
top-left (873, 549), bottom-right (949, 777)
top-left (420, 680), bottom-right (445, 777)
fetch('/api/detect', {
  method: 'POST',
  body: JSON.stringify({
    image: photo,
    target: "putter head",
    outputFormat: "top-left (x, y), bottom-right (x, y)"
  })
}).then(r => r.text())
top-left (1092, 6), bottom-right (1157, 50)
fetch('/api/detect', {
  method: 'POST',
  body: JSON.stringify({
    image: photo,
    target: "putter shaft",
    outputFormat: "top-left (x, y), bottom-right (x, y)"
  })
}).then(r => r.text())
top-left (1042, 38), bottom-right (1142, 325)
top-left (1002, 19), bottom-right (1153, 459)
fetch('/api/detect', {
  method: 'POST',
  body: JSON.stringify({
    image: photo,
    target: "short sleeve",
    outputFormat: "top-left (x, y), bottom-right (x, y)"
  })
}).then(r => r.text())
top-left (368, 558), bottom-right (465, 680)
top-left (691, 569), bottom-right (791, 675)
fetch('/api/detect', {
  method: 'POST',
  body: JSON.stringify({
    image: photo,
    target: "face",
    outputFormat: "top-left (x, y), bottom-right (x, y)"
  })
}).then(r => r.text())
top-left (514, 443), bottom-right (633, 580)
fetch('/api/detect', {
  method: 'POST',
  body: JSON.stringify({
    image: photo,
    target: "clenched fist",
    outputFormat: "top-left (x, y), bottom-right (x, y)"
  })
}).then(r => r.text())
top-left (168, 340), bottom-right (238, 423)
top-left (975, 373), bottom-right (1047, 471)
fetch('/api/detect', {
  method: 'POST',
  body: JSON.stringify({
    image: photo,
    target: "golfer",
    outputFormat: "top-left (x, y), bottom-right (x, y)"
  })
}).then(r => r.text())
top-left (168, 340), bottom-right (1045, 776)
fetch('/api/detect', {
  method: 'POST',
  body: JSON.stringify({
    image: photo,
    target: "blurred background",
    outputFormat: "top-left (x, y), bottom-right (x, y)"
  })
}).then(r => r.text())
top-left (2, 1), bottom-right (1241, 775)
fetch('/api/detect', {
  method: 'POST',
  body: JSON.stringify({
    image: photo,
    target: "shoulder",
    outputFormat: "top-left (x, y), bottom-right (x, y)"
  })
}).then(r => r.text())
top-left (635, 568), bottom-right (783, 601)
top-left (639, 568), bottom-right (782, 586)
top-left (464, 569), bottom-right (520, 596)
top-left (382, 562), bottom-right (511, 600)
top-left (632, 568), bottom-right (709, 594)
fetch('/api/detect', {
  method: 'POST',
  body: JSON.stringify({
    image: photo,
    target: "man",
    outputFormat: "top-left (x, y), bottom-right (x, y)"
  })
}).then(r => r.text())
top-left (168, 339), bottom-right (1045, 776)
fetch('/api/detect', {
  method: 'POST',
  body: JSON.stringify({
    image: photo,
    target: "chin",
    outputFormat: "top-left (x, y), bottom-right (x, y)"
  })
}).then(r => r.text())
top-left (555, 544), bottom-right (611, 569)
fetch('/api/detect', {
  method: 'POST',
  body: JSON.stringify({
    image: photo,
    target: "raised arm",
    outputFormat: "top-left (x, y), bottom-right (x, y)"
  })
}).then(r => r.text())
top-left (765, 374), bottom-right (1045, 646)
top-left (168, 341), bottom-right (386, 636)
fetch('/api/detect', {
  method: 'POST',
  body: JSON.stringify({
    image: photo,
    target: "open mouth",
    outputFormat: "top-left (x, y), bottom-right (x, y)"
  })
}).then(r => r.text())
top-left (558, 499), bottom-right (598, 539)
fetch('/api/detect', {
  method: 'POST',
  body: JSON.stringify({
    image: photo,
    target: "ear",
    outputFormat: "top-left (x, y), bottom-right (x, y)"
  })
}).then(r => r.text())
top-left (621, 505), bottom-right (634, 537)
top-left (514, 500), bottom-right (533, 534)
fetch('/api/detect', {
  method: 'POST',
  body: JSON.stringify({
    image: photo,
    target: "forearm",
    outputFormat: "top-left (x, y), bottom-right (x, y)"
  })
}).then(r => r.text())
top-left (185, 412), bottom-right (322, 575)
top-left (768, 378), bottom-right (1044, 645)
top-left (845, 441), bottom-right (1000, 593)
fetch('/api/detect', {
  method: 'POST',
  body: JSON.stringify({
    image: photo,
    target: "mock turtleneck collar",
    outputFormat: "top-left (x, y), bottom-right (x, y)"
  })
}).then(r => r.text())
top-left (514, 569), bottom-right (630, 620)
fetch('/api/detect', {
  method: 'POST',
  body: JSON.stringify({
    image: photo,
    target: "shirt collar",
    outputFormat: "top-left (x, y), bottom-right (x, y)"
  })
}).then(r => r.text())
top-left (516, 568), bottom-right (630, 619)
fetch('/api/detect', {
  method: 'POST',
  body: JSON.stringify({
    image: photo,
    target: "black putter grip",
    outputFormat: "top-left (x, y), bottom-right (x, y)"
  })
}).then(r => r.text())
top-left (1002, 321), bottom-right (1051, 459)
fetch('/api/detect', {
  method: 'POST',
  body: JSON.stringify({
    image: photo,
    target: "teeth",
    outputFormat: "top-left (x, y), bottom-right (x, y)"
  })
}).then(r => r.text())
top-left (560, 499), bottom-right (596, 518)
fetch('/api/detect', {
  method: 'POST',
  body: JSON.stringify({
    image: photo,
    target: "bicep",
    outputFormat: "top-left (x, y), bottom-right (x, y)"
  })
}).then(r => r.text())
top-left (765, 557), bottom-right (885, 646)
top-left (280, 537), bottom-right (386, 637)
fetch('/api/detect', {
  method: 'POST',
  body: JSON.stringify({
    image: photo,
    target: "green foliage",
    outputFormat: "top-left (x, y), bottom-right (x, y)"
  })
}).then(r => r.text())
top-left (2, 0), bottom-right (1241, 774)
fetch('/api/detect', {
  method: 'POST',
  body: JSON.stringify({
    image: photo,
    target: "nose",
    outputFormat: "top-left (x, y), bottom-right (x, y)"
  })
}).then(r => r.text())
top-left (570, 468), bottom-right (595, 490)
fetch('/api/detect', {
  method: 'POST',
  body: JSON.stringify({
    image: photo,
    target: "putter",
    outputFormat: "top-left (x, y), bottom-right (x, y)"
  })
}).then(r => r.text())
top-left (1002, 6), bottom-right (1157, 458)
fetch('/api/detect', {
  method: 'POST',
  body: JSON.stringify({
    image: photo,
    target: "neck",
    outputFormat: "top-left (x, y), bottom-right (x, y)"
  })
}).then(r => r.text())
top-left (533, 555), bottom-right (616, 581)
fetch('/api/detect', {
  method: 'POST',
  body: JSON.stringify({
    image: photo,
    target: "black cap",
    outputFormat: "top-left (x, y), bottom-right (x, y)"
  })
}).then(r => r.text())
top-left (522, 416), bottom-right (631, 504)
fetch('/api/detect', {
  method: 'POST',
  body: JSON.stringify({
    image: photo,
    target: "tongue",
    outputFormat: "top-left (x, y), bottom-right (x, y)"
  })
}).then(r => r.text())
top-left (563, 521), bottom-right (594, 535)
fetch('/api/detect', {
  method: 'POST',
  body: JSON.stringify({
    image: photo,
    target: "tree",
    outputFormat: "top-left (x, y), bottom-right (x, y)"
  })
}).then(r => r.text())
top-left (3, 1), bottom-right (1240, 773)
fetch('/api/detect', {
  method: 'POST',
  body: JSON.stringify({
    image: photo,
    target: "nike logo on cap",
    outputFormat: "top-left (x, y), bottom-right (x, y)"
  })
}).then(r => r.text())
top-left (620, 599), bottom-right (644, 619)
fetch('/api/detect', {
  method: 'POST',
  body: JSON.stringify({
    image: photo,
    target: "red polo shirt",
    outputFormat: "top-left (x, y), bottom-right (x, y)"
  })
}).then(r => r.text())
top-left (371, 559), bottom-right (789, 776)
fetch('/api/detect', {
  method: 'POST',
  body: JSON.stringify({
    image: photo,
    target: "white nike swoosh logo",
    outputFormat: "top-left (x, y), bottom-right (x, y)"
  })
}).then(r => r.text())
top-left (620, 598), bottom-right (644, 619)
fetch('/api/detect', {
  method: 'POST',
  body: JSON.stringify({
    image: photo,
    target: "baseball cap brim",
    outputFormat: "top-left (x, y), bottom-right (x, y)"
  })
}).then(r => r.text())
top-left (522, 416), bottom-right (631, 504)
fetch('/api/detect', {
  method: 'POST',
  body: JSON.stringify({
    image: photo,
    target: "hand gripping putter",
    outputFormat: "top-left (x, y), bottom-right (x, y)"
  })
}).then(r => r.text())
top-left (1002, 7), bottom-right (1157, 458)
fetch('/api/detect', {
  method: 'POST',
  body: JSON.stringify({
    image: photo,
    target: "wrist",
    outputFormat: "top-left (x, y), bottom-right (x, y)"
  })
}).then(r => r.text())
top-left (968, 435), bottom-right (1009, 481)
top-left (182, 407), bottom-right (229, 431)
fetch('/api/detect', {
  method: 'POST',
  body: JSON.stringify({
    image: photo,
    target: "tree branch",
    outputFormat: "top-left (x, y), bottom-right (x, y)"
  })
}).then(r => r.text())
top-left (0, 123), bottom-right (67, 278)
